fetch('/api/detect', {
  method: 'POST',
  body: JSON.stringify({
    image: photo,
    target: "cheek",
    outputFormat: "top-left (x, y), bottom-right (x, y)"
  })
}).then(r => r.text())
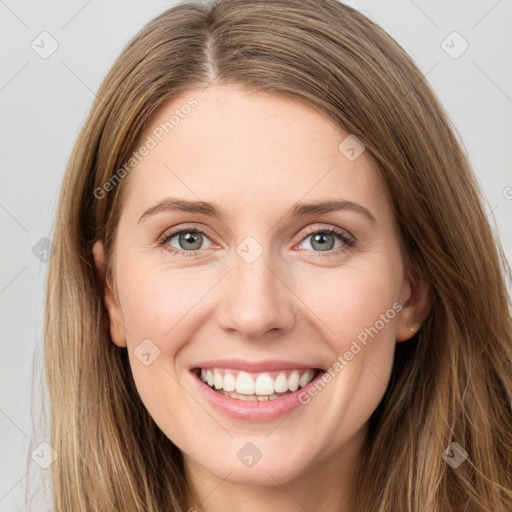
top-left (296, 259), bottom-right (402, 348)
top-left (292, 264), bottom-right (402, 436)
top-left (118, 263), bottom-right (206, 343)
top-left (116, 265), bottom-right (200, 438)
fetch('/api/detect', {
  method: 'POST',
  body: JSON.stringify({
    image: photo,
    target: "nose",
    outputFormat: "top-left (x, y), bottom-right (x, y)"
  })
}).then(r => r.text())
top-left (217, 248), bottom-right (296, 340)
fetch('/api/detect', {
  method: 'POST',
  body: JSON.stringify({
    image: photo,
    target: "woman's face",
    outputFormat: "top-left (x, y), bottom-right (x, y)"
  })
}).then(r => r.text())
top-left (94, 84), bottom-right (425, 489)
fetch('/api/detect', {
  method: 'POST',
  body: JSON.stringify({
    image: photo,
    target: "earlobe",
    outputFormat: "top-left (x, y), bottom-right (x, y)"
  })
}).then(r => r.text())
top-left (92, 240), bottom-right (127, 348)
top-left (395, 268), bottom-right (433, 342)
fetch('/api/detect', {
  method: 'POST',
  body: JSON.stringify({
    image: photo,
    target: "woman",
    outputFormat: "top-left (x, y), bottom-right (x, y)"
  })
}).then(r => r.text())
top-left (43, 0), bottom-right (512, 510)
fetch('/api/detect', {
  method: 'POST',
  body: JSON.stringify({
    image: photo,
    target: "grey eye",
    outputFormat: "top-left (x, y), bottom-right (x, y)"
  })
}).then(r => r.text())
top-left (309, 232), bottom-right (336, 251)
top-left (300, 231), bottom-right (344, 252)
top-left (167, 231), bottom-right (211, 251)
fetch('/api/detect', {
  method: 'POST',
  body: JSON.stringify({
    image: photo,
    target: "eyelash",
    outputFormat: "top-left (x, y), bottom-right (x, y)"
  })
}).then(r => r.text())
top-left (158, 224), bottom-right (356, 259)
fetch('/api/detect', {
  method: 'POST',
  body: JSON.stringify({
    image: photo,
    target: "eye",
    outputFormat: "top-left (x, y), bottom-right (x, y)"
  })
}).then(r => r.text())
top-left (296, 226), bottom-right (355, 255)
top-left (159, 227), bottom-right (213, 257)
top-left (158, 225), bottom-right (355, 258)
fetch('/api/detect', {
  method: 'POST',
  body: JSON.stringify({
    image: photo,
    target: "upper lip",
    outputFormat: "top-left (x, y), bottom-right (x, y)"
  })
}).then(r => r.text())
top-left (190, 359), bottom-right (323, 373)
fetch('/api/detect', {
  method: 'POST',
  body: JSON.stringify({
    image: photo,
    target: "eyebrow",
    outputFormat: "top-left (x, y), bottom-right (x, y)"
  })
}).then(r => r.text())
top-left (138, 197), bottom-right (376, 224)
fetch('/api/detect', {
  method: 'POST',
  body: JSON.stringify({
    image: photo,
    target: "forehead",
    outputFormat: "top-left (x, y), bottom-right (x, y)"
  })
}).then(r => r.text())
top-left (121, 85), bottom-right (389, 222)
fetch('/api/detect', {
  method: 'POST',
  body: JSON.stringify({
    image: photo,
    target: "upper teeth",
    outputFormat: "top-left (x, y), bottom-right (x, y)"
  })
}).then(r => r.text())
top-left (200, 368), bottom-right (316, 395)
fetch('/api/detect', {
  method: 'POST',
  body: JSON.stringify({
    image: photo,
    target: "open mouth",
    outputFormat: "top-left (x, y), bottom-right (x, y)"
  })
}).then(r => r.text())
top-left (193, 367), bottom-right (324, 402)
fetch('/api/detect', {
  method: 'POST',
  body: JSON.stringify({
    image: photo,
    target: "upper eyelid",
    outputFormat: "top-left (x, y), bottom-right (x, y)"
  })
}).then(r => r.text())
top-left (159, 224), bottom-right (216, 244)
top-left (300, 224), bottom-right (353, 238)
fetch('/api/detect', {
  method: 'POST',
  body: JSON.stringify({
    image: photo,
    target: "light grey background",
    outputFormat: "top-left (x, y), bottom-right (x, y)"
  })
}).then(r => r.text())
top-left (1, 0), bottom-right (511, 509)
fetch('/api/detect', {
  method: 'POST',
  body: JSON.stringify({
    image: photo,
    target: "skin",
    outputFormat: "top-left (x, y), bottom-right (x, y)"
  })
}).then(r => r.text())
top-left (93, 84), bottom-right (431, 512)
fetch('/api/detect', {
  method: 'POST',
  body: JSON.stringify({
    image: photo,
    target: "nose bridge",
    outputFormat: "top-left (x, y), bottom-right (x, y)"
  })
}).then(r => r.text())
top-left (219, 234), bottom-right (295, 338)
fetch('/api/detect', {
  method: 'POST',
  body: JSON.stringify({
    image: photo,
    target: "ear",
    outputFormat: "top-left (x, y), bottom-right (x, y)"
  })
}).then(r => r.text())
top-left (395, 265), bottom-right (433, 342)
top-left (92, 240), bottom-right (127, 348)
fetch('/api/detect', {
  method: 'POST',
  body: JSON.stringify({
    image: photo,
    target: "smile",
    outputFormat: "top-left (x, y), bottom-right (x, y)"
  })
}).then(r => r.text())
top-left (190, 359), bottom-right (327, 422)
top-left (197, 367), bottom-right (320, 401)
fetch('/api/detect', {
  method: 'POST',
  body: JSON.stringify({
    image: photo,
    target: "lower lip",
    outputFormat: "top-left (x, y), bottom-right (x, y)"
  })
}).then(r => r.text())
top-left (190, 369), bottom-right (325, 422)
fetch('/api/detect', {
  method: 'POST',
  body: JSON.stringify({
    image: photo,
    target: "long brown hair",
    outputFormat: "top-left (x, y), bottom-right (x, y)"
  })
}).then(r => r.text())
top-left (43, 0), bottom-right (512, 510)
